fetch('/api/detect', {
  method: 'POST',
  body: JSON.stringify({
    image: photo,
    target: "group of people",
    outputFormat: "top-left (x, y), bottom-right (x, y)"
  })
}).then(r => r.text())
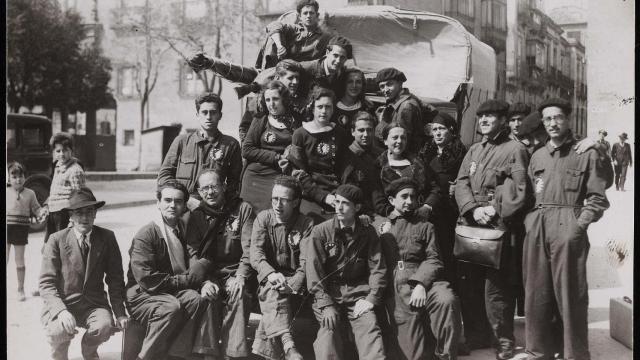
top-left (4, 1), bottom-right (626, 360)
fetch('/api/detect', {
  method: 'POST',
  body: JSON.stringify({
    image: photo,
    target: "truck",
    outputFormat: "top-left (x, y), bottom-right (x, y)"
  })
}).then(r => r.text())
top-left (270, 5), bottom-right (497, 147)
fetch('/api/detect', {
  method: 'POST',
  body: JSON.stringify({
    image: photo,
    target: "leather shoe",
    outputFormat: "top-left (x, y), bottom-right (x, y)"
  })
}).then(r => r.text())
top-left (285, 346), bottom-right (304, 360)
top-left (495, 343), bottom-right (514, 360)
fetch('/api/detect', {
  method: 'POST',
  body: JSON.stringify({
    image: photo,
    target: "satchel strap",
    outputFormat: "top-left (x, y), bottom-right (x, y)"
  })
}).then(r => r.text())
top-left (535, 203), bottom-right (583, 209)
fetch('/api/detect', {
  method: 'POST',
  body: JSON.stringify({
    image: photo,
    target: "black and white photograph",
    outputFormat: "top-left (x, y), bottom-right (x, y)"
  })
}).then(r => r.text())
top-left (5, 0), bottom-right (634, 359)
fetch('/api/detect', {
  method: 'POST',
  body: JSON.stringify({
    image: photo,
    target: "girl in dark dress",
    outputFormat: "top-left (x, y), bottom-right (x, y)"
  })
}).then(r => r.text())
top-left (376, 125), bottom-right (441, 218)
top-left (241, 80), bottom-right (301, 212)
top-left (288, 87), bottom-right (350, 223)
top-left (334, 68), bottom-right (375, 138)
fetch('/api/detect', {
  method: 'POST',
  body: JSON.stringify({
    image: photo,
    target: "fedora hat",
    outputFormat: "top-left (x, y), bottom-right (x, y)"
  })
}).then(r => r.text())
top-left (619, 132), bottom-right (628, 140)
top-left (65, 187), bottom-right (105, 211)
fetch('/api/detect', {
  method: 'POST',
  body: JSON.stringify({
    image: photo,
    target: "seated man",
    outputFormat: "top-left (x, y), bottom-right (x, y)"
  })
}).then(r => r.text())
top-left (126, 180), bottom-right (212, 360)
top-left (185, 169), bottom-right (256, 358)
top-left (379, 178), bottom-right (461, 360)
top-left (250, 175), bottom-right (315, 360)
top-left (39, 188), bottom-right (129, 360)
top-left (306, 184), bottom-right (387, 360)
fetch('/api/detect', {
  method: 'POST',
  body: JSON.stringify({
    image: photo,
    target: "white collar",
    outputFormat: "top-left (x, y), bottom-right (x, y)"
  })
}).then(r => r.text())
top-left (73, 228), bottom-right (92, 246)
top-left (336, 100), bottom-right (361, 111)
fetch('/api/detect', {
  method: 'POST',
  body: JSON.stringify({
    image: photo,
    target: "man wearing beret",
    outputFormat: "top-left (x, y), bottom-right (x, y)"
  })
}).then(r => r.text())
top-left (336, 111), bottom-right (388, 217)
top-left (374, 67), bottom-right (427, 155)
top-left (454, 99), bottom-right (530, 359)
top-left (523, 97), bottom-right (610, 360)
top-left (39, 187), bottom-right (129, 360)
top-left (379, 178), bottom-right (461, 360)
top-left (507, 102), bottom-right (532, 146)
top-left (611, 132), bottom-right (632, 191)
top-left (306, 184), bottom-right (387, 360)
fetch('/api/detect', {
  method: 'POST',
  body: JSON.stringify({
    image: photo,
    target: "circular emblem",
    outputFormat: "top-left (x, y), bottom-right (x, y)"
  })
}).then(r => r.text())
top-left (378, 221), bottom-right (392, 234)
top-left (535, 177), bottom-right (544, 194)
top-left (210, 148), bottom-right (224, 161)
top-left (316, 142), bottom-right (331, 156)
top-left (469, 161), bottom-right (477, 176)
top-left (288, 230), bottom-right (302, 248)
top-left (264, 131), bottom-right (277, 144)
top-left (227, 216), bottom-right (239, 233)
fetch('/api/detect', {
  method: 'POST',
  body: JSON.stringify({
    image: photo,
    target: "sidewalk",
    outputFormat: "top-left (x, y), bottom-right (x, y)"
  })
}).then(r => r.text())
top-left (87, 178), bottom-right (157, 209)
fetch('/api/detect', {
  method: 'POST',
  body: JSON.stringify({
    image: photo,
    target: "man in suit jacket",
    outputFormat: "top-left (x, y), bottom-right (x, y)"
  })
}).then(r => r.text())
top-left (126, 180), bottom-right (213, 360)
top-left (39, 187), bottom-right (129, 360)
top-left (611, 132), bottom-right (633, 191)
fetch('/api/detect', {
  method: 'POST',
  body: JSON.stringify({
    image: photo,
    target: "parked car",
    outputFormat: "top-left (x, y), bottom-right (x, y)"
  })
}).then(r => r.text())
top-left (7, 113), bottom-right (53, 231)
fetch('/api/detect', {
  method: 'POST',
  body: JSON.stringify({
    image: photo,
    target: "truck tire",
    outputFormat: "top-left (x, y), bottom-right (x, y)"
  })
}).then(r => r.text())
top-left (25, 179), bottom-right (50, 233)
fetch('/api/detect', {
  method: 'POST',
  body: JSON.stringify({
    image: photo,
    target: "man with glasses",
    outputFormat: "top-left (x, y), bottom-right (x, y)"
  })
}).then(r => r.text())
top-left (523, 98), bottom-right (610, 360)
top-left (185, 169), bottom-right (256, 358)
top-left (39, 188), bottom-right (129, 360)
top-left (250, 175), bottom-right (315, 360)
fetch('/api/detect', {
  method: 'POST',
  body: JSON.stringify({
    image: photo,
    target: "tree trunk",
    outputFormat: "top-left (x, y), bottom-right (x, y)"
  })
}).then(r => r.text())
top-left (137, 98), bottom-right (146, 171)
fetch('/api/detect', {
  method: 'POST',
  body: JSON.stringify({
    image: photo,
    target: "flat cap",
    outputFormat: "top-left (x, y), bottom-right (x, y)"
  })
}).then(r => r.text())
top-left (508, 102), bottom-right (531, 118)
top-left (375, 67), bottom-right (407, 84)
top-left (385, 177), bottom-right (418, 197)
top-left (518, 111), bottom-right (544, 136)
top-left (619, 132), bottom-right (628, 140)
top-left (537, 97), bottom-right (572, 115)
top-left (327, 35), bottom-right (353, 59)
top-left (431, 112), bottom-right (457, 131)
top-left (335, 184), bottom-right (363, 204)
top-left (598, 129), bottom-right (608, 136)
top-left (476, 99), bottom-right (510, 116)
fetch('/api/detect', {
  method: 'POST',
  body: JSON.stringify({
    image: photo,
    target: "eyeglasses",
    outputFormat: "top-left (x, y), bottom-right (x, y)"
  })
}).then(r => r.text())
top-left (199, 185), bottom-right (223, 193)
top-left (271, 197), bottom-right (293, 205)
top-left (542, 114), bottom-right (567, 123)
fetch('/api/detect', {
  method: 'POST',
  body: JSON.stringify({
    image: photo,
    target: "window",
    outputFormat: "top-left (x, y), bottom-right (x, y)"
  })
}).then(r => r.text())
top-left (179, 61), bottom-right (206, 97)
top-left (567, 31), bottom-right (581, 42)
top-left (99, 121), bottom-right (112, 135)
top-left (123, 130), bottom-right (135, 146)
top-left (445, 0), bottom-right (474, 17)
top-left (21, 127), bottom-right (45, 149)
top-left (492, 2), bottom-right (506, 31)
top-left (117, 66), bottom-right (138, 98)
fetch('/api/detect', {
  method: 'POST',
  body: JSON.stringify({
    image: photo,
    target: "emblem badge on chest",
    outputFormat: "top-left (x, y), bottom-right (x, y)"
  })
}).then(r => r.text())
top-left (264, 131), bottom-right (277, 144)
top-left (288, 230), bottom-right (302, 248)
top-left (316, 142), bottom-right (332, 156)
top-left (379, 221), bottom-right (392, 234)
top-left (469, 161), bottom-right (477, 176)
top-left (210, 148), bottom-right (224, 161)
top-left (226, 216), bottom-right (239, 233)
top-left (535, 177), bottom-right (545, 194)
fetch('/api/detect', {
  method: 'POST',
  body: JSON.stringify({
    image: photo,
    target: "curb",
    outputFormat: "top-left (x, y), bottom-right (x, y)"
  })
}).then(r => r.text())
top-left (85, 172), bottom-right (157, 181)
top-left (102, 199), bottom-right (156, 210)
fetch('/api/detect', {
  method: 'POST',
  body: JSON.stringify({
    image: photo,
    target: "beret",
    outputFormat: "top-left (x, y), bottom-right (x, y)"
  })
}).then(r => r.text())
top-left (537, 97), bottom-right (572, 115)
top-left (385, 177), bottom-right (418, 197)
top-left (375, 67), bottom-right (407, 84)
top-left (476, 99), bottom-right (510, 116)
top-left (336, 184), bottom-right (363, 204)
top-left (508, 102), bottom-right (531, 118)
top-left (518, 111), bottom-right (544, 136)
top-left (327, 36), bottom-right (353, 59)
top-left (431, 112), bottom-right (457, 131)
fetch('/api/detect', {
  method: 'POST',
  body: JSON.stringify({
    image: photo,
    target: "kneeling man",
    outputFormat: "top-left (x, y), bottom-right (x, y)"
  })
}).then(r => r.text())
top-left (40, 188), bottom-right (129, 360)
top-left (126, 180), bottom-right (212, 360)
top-left (306, 184), bottom-right (387, 360)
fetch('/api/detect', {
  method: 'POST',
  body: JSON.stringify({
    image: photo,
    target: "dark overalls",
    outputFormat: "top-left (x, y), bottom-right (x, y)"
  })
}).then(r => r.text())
top-left (524, 136), bottom-right (609, 359)
top-left (454, 130), bottom-right (529, 348)
top-left (306, 217), bottom-right (387, 360)
top-left (379, 212), bottom-right (461, 360)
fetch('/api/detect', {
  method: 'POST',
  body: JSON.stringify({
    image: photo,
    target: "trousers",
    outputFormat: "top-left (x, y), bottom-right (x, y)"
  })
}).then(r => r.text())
top-left (127, 288), bottom-right (208, 360)
top-left (614, 163), bottom-right (628, 190)
top-left (312, 300), bottom-right (386, 360)
top-left (523, 208), bottom-right (590, 360)
top-left (44, 210), bottom-right (70, 243)
top-left (44, 300), bottom-right (115, 360)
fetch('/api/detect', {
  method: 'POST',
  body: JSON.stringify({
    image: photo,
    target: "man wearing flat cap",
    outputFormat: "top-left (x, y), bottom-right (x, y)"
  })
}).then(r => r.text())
top-left (612, 132), bottom-right (632, 191)
top-left (306, 184), bottom-right (387, 360)
top-left (39, 187), bottom-right (128, 360)
top-left (597, 129), bottom-right (612, 158)
top-left (374, 67), bottom-right (428, 155)
top-left (379, 178), bottom-right (461, 360)
top-left (454, 99), bottom-right (530, 359)
top-left (507, 102), bottom-right (531, 145)
top-left (523, 97), bottom-right (610, 360)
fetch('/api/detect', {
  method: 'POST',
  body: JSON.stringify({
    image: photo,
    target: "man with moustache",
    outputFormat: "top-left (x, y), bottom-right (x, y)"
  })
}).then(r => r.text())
top-left (306, 184), bottom-right (387, 360)
top-left (126, 181), bottom-right (212, 360)
top-left (337, 111), bottom-right (388, 217)
top-left (39, 188), bottom-right (128, 360)
top-left (523, 98), bottom-right (610, 360)
top-left (250, 176), bottom-right (314, 360)
top-left (158, 93), bottom-right (242, 210)
top-left (455, 100), bottom-right (530, 359)
top-left (185, 170), bottom-right (256, 359)
top-left (374, 67), bottom-right (428, 155)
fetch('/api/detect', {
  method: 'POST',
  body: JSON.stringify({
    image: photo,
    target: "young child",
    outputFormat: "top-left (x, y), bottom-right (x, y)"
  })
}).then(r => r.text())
top-left (6, 162), bottom-right (46, 301)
